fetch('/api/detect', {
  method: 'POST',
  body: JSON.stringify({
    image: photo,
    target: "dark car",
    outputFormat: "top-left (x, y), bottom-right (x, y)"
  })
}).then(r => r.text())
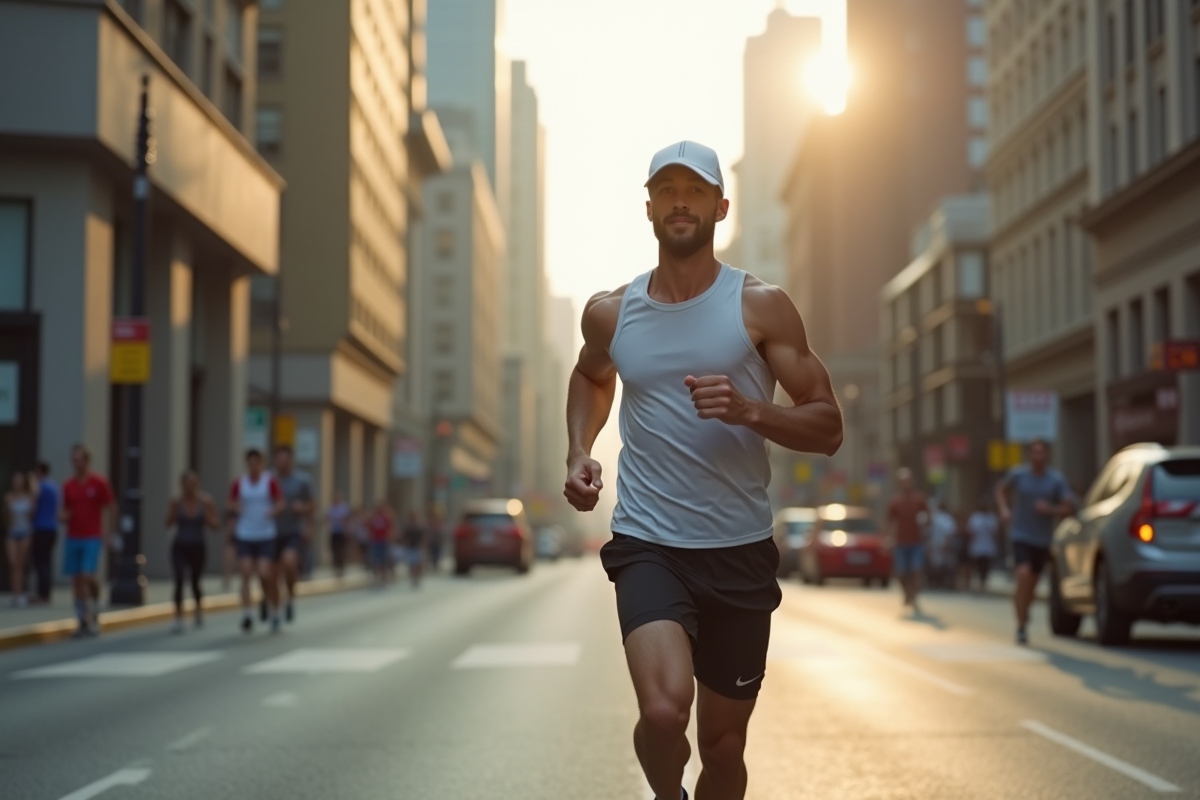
top-left (1048, 443), bottom-right (1200, 645)
top-left (799, 504), bottom-right (892, 587)
top-left (773, 507), bottom-right (818, 579)
top-left (454, 499), bottom-right (534, 576)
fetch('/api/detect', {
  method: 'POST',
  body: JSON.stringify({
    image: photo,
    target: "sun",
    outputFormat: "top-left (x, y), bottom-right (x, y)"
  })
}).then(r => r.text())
top-left (803, 50), bottom-right (852, 116)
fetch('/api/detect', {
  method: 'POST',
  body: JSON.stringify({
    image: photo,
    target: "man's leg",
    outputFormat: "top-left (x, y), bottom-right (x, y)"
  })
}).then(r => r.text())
top-left (1013, 562), bottom-right (1036, 629)
top-left (258, 557), bottom-right (279, 616)
top-left (694, 683), bottom-right (756, 800)
top-left (280, 545), bottom-right (299, 601)
top-left (625, 620), bottom-right (694, 800)
top-left (239, 555), bottom-right (255, 611)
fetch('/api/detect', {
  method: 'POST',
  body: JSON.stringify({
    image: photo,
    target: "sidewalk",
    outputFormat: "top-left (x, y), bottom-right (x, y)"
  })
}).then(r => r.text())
top-left (0, 567), bottom-right (369, 652)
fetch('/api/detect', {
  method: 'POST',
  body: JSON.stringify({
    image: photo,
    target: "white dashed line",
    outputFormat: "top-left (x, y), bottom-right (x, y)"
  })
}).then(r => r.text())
top-left (244, 648), bottom-right (410, 674)
top-left (167, 726), bottom-right (213, 752)
top-left (452, 643), bottom-right (581, 668)
top-left (56, 768), bottom-right (151, 800)
top-left (262, 692), bottom-right (298, 708)
top-left (1021, 720), bottom-right (1181, 793)
top-left (865, 648), bottom-right (975, 696)
top-left (14, 652), bottom-right (222, 679)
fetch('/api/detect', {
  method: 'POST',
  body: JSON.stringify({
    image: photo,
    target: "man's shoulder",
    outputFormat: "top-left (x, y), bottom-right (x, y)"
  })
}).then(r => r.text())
top-left (581, 284), bottom-right (632, 350)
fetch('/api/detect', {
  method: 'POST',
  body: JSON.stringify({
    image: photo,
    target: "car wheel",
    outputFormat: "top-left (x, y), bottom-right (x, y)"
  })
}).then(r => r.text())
top-left (1094, 561), bottom-right (1132, 646)
top-left (516, 561), bottom-right (530, 575)
top-left (1048, 563), bottom-right (1082, 638)
top-left (454, 562), bottom-right (471, 577)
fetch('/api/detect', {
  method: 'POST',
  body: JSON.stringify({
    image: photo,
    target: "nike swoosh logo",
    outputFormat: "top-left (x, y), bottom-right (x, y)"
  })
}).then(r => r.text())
top-left (735, 674), bottom-right (762, 687)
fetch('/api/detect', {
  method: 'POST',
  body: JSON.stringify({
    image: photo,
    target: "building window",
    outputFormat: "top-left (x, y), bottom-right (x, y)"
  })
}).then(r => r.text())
top-left (223, 67), bottom-right (243, 128)
top-left (967, 56), bottom-right (988, 87)
top-left (436, 192), bottom-right (454, 214)
top-left (1130, 298), bottom-right (1145, 372)
top-left (1123, 0), bottom-right (1135, 66)
top-left (1063, 221), bottom-right (1074, 323)
top-left (255, 106), bottom-right (282, 155)
top-left (258, 27), bottom-right (282, 79)
top-left (1107, 123), bottom-right (1120, 192)
top-left (1106, 309), bottom-right (1121, 379)
top-left (225, 0), bottom-right (244, 62)
top-left (163, 0), bottom-right (192, 71)
top-left (434, 371), bottom-right (453, 403)
top-left (1128, 110), bottom-right (1139, 182)
top-left (201, 35), bottom-right (214, 97)
top-left (966, 15), bottom-right (987, 48)
top-left (0, 201), bottom-right (30, 311)
top-left (1153, 286), bottom-right (1172, 343)
top-left (1151, 87), bottom-right (1167, 165)
top-left (968, 96), bottom-right (988, 129)
top-left (1105, 14), bottom-right (1117, 83)
top-left (1146, 0), bottom-right (1164, 44)
top-left (435, 230), bottom-right (454, 259)
top-left (968, 137), bottom-right (989, 169)
top-left (434, 275), bottom-right (453, 307)
top-left (958, 251), bottom-right (985, 298)
top-left (433, 322), bottom-right (454, 354)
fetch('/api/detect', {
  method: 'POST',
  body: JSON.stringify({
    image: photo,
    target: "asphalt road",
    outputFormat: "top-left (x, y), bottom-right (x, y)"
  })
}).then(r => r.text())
top-left (2, 557), bottom-right (1198, 800)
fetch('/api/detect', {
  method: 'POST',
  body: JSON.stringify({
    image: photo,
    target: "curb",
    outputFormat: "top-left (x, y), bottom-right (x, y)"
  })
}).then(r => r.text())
top-left (0, 573), bottom-right (370, 653)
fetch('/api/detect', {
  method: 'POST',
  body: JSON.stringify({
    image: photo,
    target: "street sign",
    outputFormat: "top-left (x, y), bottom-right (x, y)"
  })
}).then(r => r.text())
top-left (1162, 340), bottom-right (1199, 371)
top-left (1006, 390), bottom-right (1058, 442)
top-left (391, 437), bottom-right (424, 478)
top-left (274, 414), bottom-right (296, 448)
top-left (110, 318), bottom-right (150, 384)
top-left (294, 428), bottom-right (319, 464)
top-left (924, 444), bottom-right (946, 485)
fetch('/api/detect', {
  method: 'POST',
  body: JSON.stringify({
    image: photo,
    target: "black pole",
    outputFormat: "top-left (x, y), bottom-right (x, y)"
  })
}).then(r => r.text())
top-left (111, 75), bottom-right (153, 606)
top-left (269, 273), bottom-right (283, 452)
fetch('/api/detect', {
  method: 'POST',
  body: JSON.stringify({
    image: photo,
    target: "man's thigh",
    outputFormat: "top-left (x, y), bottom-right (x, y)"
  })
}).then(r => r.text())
top-left (696, 680), bottom-right (756, 749)
top-left (693, 605), bottom-right (772, 701)
top-left (624, 619), bottom-right (695, 711)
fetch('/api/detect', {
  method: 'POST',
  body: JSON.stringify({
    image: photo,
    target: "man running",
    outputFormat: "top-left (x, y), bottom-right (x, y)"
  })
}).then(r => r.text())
top-left (564, 141), bottom-right (842, 800)
top-left (59, 445), bottom-right (116, 637)
top-left (228, 449), bottom-right (284, 633)
top-left (886, 468), bottom-right (930, 613)
top-left (30, 461), bottom-right (60, 605)
top-left (995, 438), bottom-right (1075, 645)
top-left (271, 445), bottom-right (313, 624)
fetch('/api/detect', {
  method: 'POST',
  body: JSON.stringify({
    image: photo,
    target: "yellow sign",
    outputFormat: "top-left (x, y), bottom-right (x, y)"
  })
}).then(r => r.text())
top-left (1006, 442), bottom-right (1024, 469)
top-left (989, 440), bottom-right (1026, 471)
top-left (274, 415), bottom-right (296, 447)
top-left (793, 462), bottom-right (813, 484)
top-left (110, 318), bottom-right (151, 384)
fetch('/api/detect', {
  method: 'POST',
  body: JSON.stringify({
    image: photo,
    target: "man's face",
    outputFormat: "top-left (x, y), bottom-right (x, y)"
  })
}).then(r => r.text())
top-left (1029, 442), bottom-right (1049, 469)
top-left (71, 448), bottom-right (88, 474)
top-left (898, 474), bottom-right (913, 493)
top-left (646, 165), bottom-right (728, 259)
top-left (274, 449), bottom-right (293, 475)
top-left (247, 454), bottom-right (263, 476)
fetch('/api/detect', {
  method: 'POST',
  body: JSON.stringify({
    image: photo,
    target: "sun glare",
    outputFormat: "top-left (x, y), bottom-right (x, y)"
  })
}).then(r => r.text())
top-left (803, 50), bottom-right (852, 116)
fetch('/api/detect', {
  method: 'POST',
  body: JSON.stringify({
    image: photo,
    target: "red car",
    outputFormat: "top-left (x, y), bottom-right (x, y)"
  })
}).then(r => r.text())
top-left (799, 504), bottom-right (892, 587)
top-left (454, 499), bottom-right (534, 576)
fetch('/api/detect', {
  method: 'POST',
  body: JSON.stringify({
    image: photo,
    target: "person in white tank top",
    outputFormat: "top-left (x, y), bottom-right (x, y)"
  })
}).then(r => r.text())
top-left (564, 141), bottom-right (843, 800)
top-left (227, 449), bottom-right (284, 633)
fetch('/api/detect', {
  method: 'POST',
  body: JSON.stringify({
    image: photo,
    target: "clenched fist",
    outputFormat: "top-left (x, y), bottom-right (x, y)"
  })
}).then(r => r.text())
top-left (685, 374), bottom-right (758, 426)
top-left (564, 455), bottom-right (604, 512)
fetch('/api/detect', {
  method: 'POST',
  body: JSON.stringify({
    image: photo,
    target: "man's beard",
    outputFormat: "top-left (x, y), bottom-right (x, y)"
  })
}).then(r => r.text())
top-left (652, 213), bottom-right (715, 259)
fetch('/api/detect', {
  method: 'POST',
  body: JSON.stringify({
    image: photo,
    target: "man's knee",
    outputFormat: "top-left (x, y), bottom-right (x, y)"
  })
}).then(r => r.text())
top-left (698, 728), bottom-right (748, 774)
top-left (639, 695), bottom-right (690, 741)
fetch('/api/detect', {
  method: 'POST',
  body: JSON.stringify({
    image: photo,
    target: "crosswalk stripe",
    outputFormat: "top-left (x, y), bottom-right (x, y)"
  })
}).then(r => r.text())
top-left (13, 652), bottom-right (222, 679)
top-left (243, 648), bottom-right (410, 674)
top-left (452, 643), bottom-right (581, 668)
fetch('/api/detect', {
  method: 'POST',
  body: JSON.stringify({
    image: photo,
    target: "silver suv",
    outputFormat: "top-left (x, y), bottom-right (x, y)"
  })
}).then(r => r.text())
top-left (1048, 443), bottom-right (1200, 645)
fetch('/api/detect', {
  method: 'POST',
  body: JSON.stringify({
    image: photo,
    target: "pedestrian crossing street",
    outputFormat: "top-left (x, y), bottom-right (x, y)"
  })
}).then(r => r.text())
top-left (9, 638), bottom-right (1044, 680)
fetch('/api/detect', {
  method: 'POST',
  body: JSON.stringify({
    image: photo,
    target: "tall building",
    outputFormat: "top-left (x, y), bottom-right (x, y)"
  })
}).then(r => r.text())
top-left (250, 0), bottom-right (429, 542)
top-left (780, 0), bottom-right (982, 507)
top-left (1082, 0), bottom-right (1200, 455)
top-left (0, 0), bottom-right (282, 581)
top-left (721, 8), bottom-right (821, 288)
top-left (497, 60), bottom-right (545, 503)
top-left (880, 196), bottom-right (1000, 510)
top-left (985, 0), bottom-right (1097, 490)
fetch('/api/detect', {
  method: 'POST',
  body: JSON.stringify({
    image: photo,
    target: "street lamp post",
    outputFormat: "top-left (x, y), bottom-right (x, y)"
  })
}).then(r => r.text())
top-left (111, 76), bottom-right (154, 606)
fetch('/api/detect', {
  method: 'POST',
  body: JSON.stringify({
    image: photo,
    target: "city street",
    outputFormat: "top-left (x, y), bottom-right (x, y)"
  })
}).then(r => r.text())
top-left (2, 557), bottom-right (1198, 800)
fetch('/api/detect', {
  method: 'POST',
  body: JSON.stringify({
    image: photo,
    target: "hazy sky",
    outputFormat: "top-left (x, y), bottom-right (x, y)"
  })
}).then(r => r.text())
top-left (503, 0), bottom-right (846, 527)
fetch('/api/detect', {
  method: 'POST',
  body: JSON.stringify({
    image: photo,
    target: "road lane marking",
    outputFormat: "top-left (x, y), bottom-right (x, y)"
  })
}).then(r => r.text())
top-left (911, 643), bottom-right (1047, 663)
top-left (167, 726), bottom-right (213, 751)
top-left (1021, 720), bottom-right (1181, 793)
top-left (262, 692), bottom-right (298, 708)
top-left (452, 642), bottom-right (581, 668)
top-left (243, 648), bottom-right (410, 674)
top-left (865, 648), bottom-right (975, 696)
top-left (13, 652), bottom-right (222, 679)
top-left (57, 768), bottom-right (151, 800)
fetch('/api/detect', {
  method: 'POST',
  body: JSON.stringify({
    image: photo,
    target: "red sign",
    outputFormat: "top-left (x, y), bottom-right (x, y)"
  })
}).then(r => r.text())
top-left (110, 317), bottom-right (151, 384)
top-left (947, 435), bottom-right (971, 461)
top-left (1163, 340), bottom-right (1200, 371)
top-left (112, 318), bottom-right (150, 343)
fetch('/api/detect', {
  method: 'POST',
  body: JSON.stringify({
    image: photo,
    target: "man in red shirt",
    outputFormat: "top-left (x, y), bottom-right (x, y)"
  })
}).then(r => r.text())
top-left (59, 444), bottom-right (116, 637)
top-left (886, 467), bottom-right (931, 614)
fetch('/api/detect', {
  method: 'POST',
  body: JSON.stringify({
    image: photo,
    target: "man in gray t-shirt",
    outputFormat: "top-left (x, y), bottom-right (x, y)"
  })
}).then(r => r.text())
top-left (995, 439), bottom-right (1075, 644)
top-left (272, 445), bottom-right (314, 624)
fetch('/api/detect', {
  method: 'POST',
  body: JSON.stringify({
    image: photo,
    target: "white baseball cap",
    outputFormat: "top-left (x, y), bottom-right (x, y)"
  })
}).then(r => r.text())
top-left (644, 140), bottom-right (725, 194)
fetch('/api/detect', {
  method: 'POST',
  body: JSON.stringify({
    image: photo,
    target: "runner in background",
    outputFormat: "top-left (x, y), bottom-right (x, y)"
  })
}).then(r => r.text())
top-left (427, 512), bottom-right (445, 572)
top-left (367, 500), bottom-right (395, 587)
top-left (966, 499), bottom-right (999, 594)
top-left (327, 490), bottom-right (352, 579)
top-left (229, 449), bottom-right (284, 634)
top-left (401, 512), bottom-right (426, 589)
top-left (886, 468), bottom-right (931, 615)
top-left (271, 445), bottom-right (314, 625)
top-left (59, 445), bottom-right (116, 637)
top-left (30, 461), bottom-right (60, 605)
top-left (5, 470), bottom-right (35, 607)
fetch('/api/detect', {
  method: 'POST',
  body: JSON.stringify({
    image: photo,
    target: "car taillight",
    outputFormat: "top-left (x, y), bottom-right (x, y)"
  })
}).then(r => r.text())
top-left (505, 526), bottom-right (523, 538)
top-left (1129, 468), bottom-right (1200, 543)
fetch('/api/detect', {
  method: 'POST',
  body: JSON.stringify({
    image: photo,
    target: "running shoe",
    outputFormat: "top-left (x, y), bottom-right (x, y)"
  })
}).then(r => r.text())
top-left (285, 601), bottom-right (294, 624)
top-left (270, 616), bottom-right (282, 634)
top-left (70, 624), bottom-right (89, 639)
top-left (259, 598), bottom-right (268, 622)
top-left (1016, 626), bottom-right (1028, 646)
top-left (241, 616), bottom-right (253, 634)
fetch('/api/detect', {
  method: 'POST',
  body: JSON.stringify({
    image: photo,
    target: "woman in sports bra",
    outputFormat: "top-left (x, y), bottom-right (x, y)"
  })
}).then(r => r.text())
top-left (164, 470), bottom-right (220, 633)
top-left (5, 470), bottom-right (35, 607)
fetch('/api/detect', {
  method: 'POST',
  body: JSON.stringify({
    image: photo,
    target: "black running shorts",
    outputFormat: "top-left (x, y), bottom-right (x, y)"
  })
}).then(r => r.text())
top-left (599, 533), bottom-right (782, 701)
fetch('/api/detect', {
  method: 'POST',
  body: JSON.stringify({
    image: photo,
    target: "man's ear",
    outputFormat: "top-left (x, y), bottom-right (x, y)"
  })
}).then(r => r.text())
top-left (646, 199), bottom-right (653, 221)
top-left (715, 197), bottom-right (730, 223)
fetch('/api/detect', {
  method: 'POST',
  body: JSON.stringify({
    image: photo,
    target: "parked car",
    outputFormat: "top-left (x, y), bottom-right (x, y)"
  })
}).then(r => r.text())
top-left (535, 526), bottom-right (564, 561)
top-left (799, 504), bottom-right (891, 587)
top-left (454, 499), bottom-right (534, 576)
top-left (773, 507), bottom-right (818, 579)
top-left (1048, 443), bottom-right (1200, 645)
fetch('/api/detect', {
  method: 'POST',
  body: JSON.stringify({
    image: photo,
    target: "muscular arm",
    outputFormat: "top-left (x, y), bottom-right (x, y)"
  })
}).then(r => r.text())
top-left (686, 281), bottom-right (843, 456)
top-left (563, 288), bottom-right (623, 512)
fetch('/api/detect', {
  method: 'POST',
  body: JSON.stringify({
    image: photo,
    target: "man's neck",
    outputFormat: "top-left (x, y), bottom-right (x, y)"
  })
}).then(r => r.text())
top-left (1030, 463), bottom-right (1047, 476)
top-left (74, 470), bottom-right (89, 483)
top-left (649, 250), bottom-right (720, 304)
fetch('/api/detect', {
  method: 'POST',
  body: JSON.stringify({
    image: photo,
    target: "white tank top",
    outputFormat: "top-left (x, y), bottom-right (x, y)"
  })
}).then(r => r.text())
top-left (609, 263), bottom-right (776, 548)
top-left (233, 473), bottom-right (278, 542)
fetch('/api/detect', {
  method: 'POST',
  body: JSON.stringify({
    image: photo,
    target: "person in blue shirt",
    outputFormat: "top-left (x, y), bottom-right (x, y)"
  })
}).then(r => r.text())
top-left (30, 461), bottom-right (60, 604)
top-left (995, 439), bottom-right (1076, 645)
